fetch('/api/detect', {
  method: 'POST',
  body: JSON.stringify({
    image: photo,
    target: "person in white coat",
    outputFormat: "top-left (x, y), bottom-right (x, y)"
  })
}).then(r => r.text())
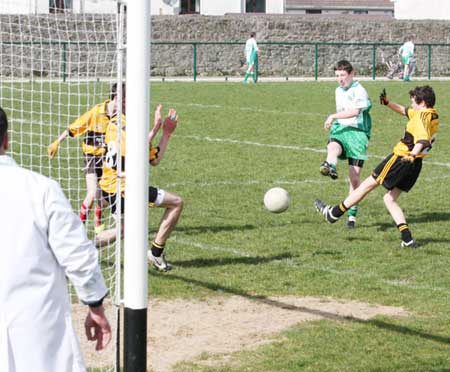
top-left (0, 106), bottom-right (111, 372)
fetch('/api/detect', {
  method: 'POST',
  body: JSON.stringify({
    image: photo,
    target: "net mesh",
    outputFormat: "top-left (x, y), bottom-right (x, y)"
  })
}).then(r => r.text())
top-left (1, 3), bottom-right (121, 370)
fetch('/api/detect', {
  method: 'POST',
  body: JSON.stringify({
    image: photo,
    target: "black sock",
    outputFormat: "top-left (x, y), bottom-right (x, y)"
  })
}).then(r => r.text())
top-left (331, 202), bottom-right (348, 218)
top-left (397, 223), bottom-right (413, 242)
top-left (151, 241), bottom-right (165, 257)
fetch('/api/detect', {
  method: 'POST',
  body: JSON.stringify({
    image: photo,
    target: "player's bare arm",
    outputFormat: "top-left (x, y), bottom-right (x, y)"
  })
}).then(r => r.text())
top-left (151, 108), bottom-right (178, 166)
top-left (380, 88), bottom-right (407, 115)
top-left (148, 104), bottom-right (163, 143)
top-left (324, 108), bottom-right (361, 130)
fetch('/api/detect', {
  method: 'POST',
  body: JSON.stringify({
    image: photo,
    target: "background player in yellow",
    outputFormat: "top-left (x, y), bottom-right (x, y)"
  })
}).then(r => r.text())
top-left (95, 97), bottom-right (183, 272)
top-left (47, 84), bottom-right (123, 233)
top-left (315, 86), bottom-right (438, 248)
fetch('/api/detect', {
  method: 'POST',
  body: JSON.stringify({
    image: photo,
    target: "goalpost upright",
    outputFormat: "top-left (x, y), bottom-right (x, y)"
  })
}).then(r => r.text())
top-left (123, 0), bottom-right (151, 370)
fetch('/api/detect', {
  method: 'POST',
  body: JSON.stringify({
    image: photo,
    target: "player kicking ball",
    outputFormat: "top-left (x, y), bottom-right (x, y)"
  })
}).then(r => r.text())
top-left (315, 85), bottom-right (439, 248)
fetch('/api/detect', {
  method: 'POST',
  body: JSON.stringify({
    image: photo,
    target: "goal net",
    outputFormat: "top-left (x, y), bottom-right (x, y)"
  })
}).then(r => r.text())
top-left (0, 2), bottom-right (123, 370)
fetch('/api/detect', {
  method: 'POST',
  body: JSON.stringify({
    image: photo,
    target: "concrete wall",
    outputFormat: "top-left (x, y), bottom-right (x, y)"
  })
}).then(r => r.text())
top-left (2, 14), bottom-right (450, 79)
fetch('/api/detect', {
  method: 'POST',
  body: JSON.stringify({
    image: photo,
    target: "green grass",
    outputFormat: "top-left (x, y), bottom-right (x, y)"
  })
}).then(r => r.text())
top-left (6, 80), bottom-right (450, 371)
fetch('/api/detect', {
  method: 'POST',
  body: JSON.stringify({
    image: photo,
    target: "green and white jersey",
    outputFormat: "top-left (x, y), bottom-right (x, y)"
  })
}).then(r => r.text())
top-left (334, 81), bottom-right (372, 138)
top-left (399, 41), bottom-right (414, 58)
top-left (245, 37), bottom-right (258, 63)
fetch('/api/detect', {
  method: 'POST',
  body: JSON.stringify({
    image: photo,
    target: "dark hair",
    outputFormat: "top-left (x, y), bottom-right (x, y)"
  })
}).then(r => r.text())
top-left (110, 82), bottom-right (126, 100)
top-left (334, 60), bottom-right (353, 74)
top-left (250, 32), bottom-right (256, 38)
top-left (0, 107), bottom-right (8, 145)
top-left (409, 85), bottom-right (435, 108)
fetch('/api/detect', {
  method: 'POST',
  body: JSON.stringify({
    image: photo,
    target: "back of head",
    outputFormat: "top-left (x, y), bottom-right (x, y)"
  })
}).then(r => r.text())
top-left (409, 85), bottom-right (435, 108)
top-left (110, 82), bottom-right (126, 100)
top-left (334, 60), bottom-right (353, 74)
top-left (0, 107), bottom-right (8, 147)
top-left (250, 32), bottom-right (256, 38)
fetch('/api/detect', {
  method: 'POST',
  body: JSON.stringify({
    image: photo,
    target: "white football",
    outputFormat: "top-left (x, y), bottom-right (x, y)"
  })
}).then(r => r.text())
top-left (264, 187), bottom-right (290, 213)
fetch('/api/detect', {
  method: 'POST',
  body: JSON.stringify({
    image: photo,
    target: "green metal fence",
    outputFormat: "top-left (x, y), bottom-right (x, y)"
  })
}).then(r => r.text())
top-left (1, 41), bottom-right (448, 81)
top-left (154, 41), bottom-right (443, 81)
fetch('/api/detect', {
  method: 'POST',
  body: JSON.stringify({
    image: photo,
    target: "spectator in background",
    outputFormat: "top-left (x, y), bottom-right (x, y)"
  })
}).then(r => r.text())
top-left (0, 106), bottom-right (111, 371)
top-left (399, 38), bottom-right (415, 82)
top-left (243, 32), bottom-right (259, 84)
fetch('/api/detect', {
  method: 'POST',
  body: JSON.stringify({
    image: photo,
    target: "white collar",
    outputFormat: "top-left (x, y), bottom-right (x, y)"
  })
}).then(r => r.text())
top-left (0, 155), bottom-right (17, 167)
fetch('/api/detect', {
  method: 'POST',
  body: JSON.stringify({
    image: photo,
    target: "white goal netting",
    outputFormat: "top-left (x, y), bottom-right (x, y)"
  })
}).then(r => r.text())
top-left (1, 2), bottom-right (124, 370)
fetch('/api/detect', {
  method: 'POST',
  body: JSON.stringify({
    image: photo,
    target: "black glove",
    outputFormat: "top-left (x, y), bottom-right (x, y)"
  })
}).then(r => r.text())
top-left (379, 88), bottom-right (389, 106)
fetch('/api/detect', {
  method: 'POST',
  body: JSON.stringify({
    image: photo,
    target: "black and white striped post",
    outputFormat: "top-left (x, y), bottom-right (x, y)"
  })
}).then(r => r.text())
top-left (124, 0), bottom-right (150, 370)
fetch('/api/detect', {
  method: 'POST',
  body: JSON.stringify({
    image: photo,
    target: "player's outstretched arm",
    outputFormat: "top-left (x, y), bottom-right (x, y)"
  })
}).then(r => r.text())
top-left (380, 88), bottom-right (407, 116)
top-left (148, 104), bottom-right (163, 143)
top-left (151, 108), bottom-right (178, 166)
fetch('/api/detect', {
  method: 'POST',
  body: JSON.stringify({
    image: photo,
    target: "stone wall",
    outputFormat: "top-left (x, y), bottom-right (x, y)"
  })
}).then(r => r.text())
top-left (2, 14), bottom-right (450, 78)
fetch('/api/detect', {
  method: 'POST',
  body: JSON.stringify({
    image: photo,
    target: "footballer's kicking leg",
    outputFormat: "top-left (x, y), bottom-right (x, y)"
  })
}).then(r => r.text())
top-left (383, 188), bottom-right (416, 248)
top-left (148, 189), bottom-right (184, 272)
top-left (315, 175), bottom-right (378, 223)
top-left (320, 141), bottom-right (341, 179)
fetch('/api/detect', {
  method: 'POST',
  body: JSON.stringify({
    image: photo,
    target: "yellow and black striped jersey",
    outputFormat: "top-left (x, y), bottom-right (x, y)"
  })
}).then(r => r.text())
top-left (393, 107), bottom-right (439, 158)
top-left (99, 115), bottom-right (127, 195)
top-left (99, 117), bottom-right (159, 195)
top-left (68, 100), bottom-right (111, 156)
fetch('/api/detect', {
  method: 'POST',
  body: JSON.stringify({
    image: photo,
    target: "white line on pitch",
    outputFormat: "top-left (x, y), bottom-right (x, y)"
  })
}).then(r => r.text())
top-left (178, 135), bottom-right (450, 169)
top-left (172, 237), bottom-right (450, 295)
top-left (165, 179), bottom-right (328, 188)
top-left (164, 101), bottom-right (324, 117)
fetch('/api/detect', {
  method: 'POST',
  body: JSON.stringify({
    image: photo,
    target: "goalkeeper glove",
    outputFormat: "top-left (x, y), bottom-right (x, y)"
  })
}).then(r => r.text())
top-left (48, 140), bottom-right (60, 159)
top-left (379, 88), bottom-right (389, 106)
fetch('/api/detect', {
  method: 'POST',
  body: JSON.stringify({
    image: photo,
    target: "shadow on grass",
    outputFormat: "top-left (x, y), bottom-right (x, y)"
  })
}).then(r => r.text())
top-left (368, 212), bottom-right (450, 231)
top-left (158, 252), bottom-right (295, 269)
top-left (170, 223), bottom-right (258, 235)
top-left (160, 272), bottom-right (450, 346)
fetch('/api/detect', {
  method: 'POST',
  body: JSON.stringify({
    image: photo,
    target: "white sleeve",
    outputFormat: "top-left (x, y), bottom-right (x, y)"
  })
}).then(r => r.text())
top-left (45, 179), bottom-right (108, 304)
top-left (353, 86), bottom-right (370, 109)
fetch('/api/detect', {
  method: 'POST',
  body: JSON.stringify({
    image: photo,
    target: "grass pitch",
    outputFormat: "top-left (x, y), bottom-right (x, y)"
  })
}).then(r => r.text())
top-left (6, 80), bottom-right (450, 371)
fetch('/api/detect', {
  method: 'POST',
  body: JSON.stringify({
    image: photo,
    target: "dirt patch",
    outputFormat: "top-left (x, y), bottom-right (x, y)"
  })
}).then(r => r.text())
top-left (72, 296), bottom-right (408, 371)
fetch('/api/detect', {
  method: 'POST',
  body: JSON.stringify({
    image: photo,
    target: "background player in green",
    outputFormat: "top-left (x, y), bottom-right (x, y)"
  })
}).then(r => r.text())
top-left (320, 60), bottom-right (372, 228)
top-left (315, 86), bottom-right (439, 248)
top-left (243, 32), bottom-right (259, 84)
top-left (399, 38), bottom-right (414, 82)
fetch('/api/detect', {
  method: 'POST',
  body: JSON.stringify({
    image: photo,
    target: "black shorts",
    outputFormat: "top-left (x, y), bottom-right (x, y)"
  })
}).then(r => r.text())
top-left (372, 153), bottom-right (422, 192)
top-left (102, 186), bottom-right (159, 215)
top-left (83, 154), bottom-right (103, 178)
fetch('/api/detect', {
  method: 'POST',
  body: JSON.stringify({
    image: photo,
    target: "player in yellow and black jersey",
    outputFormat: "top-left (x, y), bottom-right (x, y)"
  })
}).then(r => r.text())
top-left (315, 86), bottom-right (438, 248)
top-left (48, 83), bottom-right (125, 233)
top-left (96, 101), bottom-right (183, 272)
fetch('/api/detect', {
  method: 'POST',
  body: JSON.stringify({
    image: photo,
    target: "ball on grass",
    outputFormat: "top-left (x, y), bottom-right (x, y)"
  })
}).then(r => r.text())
top-left (263, 187), bottom-right (290, 213)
